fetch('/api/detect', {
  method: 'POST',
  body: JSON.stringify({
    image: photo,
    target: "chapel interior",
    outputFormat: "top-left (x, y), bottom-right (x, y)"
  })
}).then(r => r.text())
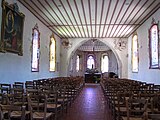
top-left (0, 0), bottom-right (160, 120)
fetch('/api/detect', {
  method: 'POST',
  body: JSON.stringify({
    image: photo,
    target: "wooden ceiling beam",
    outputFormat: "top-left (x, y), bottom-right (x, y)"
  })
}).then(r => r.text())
top-left (105, 0), bottom-right (119, 37)
top-left (95, 0), bottom-right (97, 38)
top-left (74, 0), bottom-right (87, 37)
top-left (44, 0), bottom-right (72, 38)
top-left (120, 0), bottom-right (149, 37)
top-left (113, 0), bottom-right (134, 37)
top-left (59, 0), bottom-right (80, 38)
top-left (128, 2), bottom-right (160, 37)
top-left (101, 0), bottom-right (112, 37)
top-left (19, 0), bottom-right (63, 38)
top-left (122, 0), bottom-right (156, 37)
top-left (98, 0), bottom-right (105, 38)
top-left (67, 0), bottom-right (83, 37)
top-left (109, 0), bottom-right (126, 37)
top-left (81, 0), bottom-right (90, 37)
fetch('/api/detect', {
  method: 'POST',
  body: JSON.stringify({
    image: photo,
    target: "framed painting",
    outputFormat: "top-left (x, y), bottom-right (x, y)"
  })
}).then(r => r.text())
top-left (0, 0), bottom-right (25, 55)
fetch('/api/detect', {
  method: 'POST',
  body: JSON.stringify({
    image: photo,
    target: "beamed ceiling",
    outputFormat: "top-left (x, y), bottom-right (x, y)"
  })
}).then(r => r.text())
top-left (18, 0), bottom-right (160, 39)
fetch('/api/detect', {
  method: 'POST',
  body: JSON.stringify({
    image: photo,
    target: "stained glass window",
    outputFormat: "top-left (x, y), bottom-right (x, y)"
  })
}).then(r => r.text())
top-left (76, 55), bottom-right (80, 71)
top-left (101, 55), bottom-right (109, 73)
top-left (87, 55), bottom-right (95, 69)
top-left (31, 24), bottom-right (40, 72)
top-left (132, 34), bottom-right (139, 72)
top-left (149, 23), bottom-right (159, 68)
top-left (49, 34), bottom-right (56, 71)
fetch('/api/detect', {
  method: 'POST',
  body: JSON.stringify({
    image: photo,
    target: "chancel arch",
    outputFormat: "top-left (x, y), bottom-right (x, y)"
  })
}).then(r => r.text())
top-left (67, 38), bottom-right (124, 78)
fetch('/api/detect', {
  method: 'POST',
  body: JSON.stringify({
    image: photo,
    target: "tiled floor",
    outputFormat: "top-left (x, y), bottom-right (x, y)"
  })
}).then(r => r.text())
top-left (60, 83), bottom-right (113, 120)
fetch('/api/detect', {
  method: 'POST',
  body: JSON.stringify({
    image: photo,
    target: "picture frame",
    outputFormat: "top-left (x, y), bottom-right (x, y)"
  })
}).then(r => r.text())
top-left (0, 0), bottom-right (25, 55)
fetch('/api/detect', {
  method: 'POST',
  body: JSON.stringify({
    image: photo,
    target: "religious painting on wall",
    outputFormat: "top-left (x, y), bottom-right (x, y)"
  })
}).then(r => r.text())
top-left (0, 0), bottom-right (25, 55)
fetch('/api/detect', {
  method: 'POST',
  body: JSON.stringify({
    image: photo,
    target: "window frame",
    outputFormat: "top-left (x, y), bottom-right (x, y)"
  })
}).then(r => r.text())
top-left (87, 54), bottom-right (95, 69)
top-left (148, 20), bottom-right (159, 69)
top-left (76, 55), bottom-right (80, 71)
top-left (131, 33), bottom-right (139, 73)
top-left (101, 54), bottom-right (109, 73)
top-left (31, 24), bottom-right (40, 72)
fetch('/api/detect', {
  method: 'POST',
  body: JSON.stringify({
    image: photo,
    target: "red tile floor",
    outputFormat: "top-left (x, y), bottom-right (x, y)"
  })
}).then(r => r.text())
top-left (60, 83), bottom-right (113, 120)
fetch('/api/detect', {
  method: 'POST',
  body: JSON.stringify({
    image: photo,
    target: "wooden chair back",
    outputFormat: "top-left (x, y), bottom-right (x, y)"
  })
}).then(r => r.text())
top-left (0, 104), bottom-right (26, 120)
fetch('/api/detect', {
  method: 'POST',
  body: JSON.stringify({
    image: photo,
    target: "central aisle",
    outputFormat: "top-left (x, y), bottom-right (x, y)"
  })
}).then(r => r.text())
top-left (60, 83), bottom-right (113, 120)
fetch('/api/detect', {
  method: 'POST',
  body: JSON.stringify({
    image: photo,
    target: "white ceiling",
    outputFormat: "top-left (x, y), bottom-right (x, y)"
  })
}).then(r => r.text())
top-left (18, 0), bottom-right (160, 39)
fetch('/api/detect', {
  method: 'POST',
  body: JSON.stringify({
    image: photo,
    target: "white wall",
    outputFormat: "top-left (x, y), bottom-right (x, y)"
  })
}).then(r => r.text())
top-left (0, 0), bottom-right (61, 84)
top-left (128, 9), bottom-right (160, 84)
top-left (0, 0), bottom-right (1, 42)
top-left (108, 50), bottom-right (118, 74)
top-left (60, 38), bottom-right (128, 78)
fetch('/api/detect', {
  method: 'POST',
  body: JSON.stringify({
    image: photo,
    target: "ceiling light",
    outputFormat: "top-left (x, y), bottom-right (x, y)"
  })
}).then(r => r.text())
top-left (58, 4), bottom-right (62, 7)
top-left (125, 0), bottom-right (130, 5)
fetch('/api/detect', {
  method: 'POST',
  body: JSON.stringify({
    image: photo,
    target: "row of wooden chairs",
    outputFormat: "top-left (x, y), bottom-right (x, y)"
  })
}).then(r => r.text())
top-left (0, 76), bottom-right (85, 120)
top-left (100, 78), bottom-right (160, 120)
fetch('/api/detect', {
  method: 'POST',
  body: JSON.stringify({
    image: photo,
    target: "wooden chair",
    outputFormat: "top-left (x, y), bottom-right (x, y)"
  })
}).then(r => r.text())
top-left (57, 86), bottom-right (69, 113)
top-left (153, 85), bottom-right (160, 92)
top-left (143, 94), bottom-right (160, 120)
top-left (0, 93), bottom-right (10, 105)
top-left (27, 93), bottom-right (53, 120)
top-left (44, 89), bottom-right (62, 120)
top-left (13, 82), bottom-right (24, 89)
top-left (116, 92), bottom-right (132, 120)
top-left (0, 104), bottom-right (26, 120)
top-left (0, 84), bottom-right (11, 94)
top-left (25, 81), bottom-right (34, 89)
top-left (9, 88), bottom-right (27, 106)
top-left (65, 85), bottom-right (75, 106)
top-left (143, 112), bottom-right (160, 120)
top-left (122, 98), bottom-right (148, 120)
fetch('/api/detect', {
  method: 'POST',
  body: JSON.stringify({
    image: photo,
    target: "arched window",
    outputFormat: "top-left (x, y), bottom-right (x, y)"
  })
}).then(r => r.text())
top-left (31, 24), bottom-right (40, 72)
top-left (101, 55), bottom-right (109, 73)
top-left (76, 55), bottom-right (80, 71)
top-left (132, 34), bottom-right (139, 72)
top-left (149, 20), bottom-right (159, 69)
top-left (87, 55), bottom-right (95, 69)
top-left (49, 34), bottom-right (56, 71)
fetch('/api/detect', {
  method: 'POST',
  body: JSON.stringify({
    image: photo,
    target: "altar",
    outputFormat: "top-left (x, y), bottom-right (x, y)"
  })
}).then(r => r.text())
top-left (85, 73), bottom-right (101, 83)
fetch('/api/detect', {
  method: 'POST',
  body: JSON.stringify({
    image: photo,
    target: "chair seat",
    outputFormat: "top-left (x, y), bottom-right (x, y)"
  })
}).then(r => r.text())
top-left (115, 106), bottom-right (127, 112)
top-left (58, 98), bottom-right (68, 102)
top-left (14, 101), bottom-right (28, 105)
top-left (122, 116), bottom-right (143, 120)
top-left (47, 104), bottom-right (61, 109)
top-left (31, 103), bottom-right (44, 107)
top-left (11, 111), bottom-right (30, 118)
top-left (148, 113), bottom-right (160, 119)
top-left (33, 112), bottom-right (53, 119)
